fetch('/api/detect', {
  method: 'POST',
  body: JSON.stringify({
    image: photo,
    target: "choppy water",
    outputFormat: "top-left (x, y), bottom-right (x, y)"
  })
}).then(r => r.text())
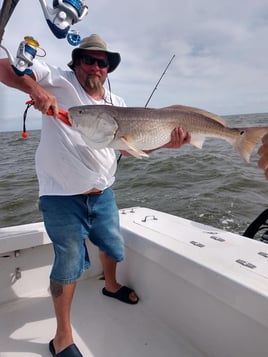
top-left (1, 112), bottom-right (268, 236)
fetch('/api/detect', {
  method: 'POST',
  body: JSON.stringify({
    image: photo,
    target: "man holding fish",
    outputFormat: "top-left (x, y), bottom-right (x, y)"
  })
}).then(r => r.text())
top-left (0, 34), bottom-right (190, 356)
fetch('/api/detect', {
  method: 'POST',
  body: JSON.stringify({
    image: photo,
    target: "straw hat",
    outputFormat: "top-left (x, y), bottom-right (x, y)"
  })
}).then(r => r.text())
top-left (68, 34), bottom-right (121, 73)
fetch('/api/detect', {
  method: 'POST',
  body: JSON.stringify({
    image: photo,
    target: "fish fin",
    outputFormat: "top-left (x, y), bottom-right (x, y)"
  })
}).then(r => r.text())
top-left (124, 150), bottom-right (149, 159)
top-left (120, 137), bottom-right (149, 159)
top-left (190, 134), bottom-right (205, 149)
top-left (234, 127), bottom-right (268, 162)
top-left (163, 105), bottom-right (226, 126)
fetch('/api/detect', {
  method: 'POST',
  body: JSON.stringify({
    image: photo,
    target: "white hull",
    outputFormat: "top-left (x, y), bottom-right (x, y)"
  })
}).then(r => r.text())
top-left (0, 207), bottom-right (268, 356)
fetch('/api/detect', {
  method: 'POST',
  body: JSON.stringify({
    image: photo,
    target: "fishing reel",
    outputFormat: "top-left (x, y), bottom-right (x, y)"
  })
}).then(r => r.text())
top-left (0, 36), bottom-right (45, 76)
top-left (39, 0), bottom-right (88, 41)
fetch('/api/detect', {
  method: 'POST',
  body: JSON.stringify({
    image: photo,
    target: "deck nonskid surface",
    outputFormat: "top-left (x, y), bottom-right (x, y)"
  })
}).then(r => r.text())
top-left (0, 278), bottom-right (203, 357)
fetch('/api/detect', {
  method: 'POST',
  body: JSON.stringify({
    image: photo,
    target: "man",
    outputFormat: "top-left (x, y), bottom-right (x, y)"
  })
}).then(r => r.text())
top-left (0, 34), bottom-right (190, 356)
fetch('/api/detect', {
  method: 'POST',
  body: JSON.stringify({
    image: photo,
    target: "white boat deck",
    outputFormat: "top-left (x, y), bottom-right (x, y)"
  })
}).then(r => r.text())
top-left (1, 207), bottom-right (268, 357)
top-left (0, 277), bottom-right (203, 357)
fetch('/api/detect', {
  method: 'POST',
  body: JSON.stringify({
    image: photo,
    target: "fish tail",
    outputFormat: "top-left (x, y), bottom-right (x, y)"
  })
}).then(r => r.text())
top-left (235, 127), bottom-right (268, 162)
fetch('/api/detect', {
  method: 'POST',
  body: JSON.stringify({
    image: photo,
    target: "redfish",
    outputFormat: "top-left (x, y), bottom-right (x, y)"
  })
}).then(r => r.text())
top-left (68, 104), bottom-right (268, 161)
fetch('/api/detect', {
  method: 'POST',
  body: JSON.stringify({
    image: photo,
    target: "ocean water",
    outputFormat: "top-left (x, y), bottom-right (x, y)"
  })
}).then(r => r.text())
top-left (1, 112), bottom-right (268, 237)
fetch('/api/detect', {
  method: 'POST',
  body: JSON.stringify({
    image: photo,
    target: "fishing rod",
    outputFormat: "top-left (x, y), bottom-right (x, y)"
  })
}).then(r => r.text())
top-left (0, 0), bottom-right (88, 74)
top-left (0, 0), bottom-right (20, 45)
top-left (0, 3), bottom-right (39, 77)
top-left (144, 54), bottom-right (175, 108)
top-left (117, 54), bottom-right (176, 164)
top-left (0, 1), bottom-right (88, 45)
top-left (38, 0), bottom-right (88, 42)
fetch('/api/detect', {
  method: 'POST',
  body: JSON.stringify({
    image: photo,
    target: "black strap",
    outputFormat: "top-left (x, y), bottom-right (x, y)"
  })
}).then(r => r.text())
top-left (22, 101), bottom-right (33, 135)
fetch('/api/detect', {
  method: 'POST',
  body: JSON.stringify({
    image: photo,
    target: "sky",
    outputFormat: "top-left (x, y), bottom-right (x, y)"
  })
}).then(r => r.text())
top-left (1, 0), bottom-right (268, 131)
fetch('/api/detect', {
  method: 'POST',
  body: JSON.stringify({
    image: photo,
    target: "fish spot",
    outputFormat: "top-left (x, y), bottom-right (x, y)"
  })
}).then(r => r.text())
top-left (240, 130), bottom-right (245, 135)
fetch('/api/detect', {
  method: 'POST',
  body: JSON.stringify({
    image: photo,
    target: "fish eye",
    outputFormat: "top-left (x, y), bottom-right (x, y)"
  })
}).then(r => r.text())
top-left (240, 130), bottom-right (245, 136)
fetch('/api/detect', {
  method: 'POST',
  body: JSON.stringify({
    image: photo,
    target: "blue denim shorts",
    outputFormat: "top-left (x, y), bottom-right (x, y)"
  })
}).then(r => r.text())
top-left (39, 188), bottom-right (124, 285)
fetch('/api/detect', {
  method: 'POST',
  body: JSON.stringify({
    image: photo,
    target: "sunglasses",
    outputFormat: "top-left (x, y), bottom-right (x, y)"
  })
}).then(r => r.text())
top-left (80, 55), bottom-right (109, 68)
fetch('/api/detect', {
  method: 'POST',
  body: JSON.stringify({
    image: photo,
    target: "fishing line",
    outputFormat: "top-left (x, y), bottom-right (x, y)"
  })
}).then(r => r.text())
top-left (103, 76), bottom-right (114, 105)
top-left (117, 54), bottom-right (176, 164)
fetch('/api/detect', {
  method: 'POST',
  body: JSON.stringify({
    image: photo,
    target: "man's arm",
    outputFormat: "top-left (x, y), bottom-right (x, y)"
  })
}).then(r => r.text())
top-left (0, 58), bottom-right (58, 116)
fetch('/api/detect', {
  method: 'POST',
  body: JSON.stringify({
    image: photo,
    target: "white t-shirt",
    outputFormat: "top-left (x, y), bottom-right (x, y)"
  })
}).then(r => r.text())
top-left (32, 60), bottom-right (126, 196)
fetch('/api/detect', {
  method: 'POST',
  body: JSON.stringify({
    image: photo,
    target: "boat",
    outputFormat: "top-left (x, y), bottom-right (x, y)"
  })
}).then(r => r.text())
top-left (1, 1), bottom-right (268, 355)
top-left (1, 206), bottom-right (268, 357)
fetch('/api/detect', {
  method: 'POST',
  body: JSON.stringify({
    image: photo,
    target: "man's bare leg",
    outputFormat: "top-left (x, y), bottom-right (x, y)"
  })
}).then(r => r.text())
top-left (99, 251), bottom-right (138, 303)
top-left (50, 281), bottom-right (76, 354)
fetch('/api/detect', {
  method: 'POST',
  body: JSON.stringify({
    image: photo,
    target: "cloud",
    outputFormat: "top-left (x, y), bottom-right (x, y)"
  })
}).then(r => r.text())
top-left (1, 0), bottom-right (268, 132)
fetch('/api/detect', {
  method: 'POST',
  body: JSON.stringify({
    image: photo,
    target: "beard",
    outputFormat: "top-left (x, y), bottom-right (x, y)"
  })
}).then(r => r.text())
top-left (85, 75), bottom-right (102, 91)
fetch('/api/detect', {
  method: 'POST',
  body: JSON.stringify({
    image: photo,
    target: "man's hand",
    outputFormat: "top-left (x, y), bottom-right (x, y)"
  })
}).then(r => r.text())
top-left (258, 133), bottom-right (268, 179)
top-left (161, 128), bottom-right (191, 149)
top-left (29, 85), bottom-right (58, 117)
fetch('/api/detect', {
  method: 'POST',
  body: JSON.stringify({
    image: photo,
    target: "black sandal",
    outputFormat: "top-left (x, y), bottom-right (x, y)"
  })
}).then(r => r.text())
top-left (49, 339), bottom-right (83, 356)
top-left (102, 286), bottom-right (139, 304)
